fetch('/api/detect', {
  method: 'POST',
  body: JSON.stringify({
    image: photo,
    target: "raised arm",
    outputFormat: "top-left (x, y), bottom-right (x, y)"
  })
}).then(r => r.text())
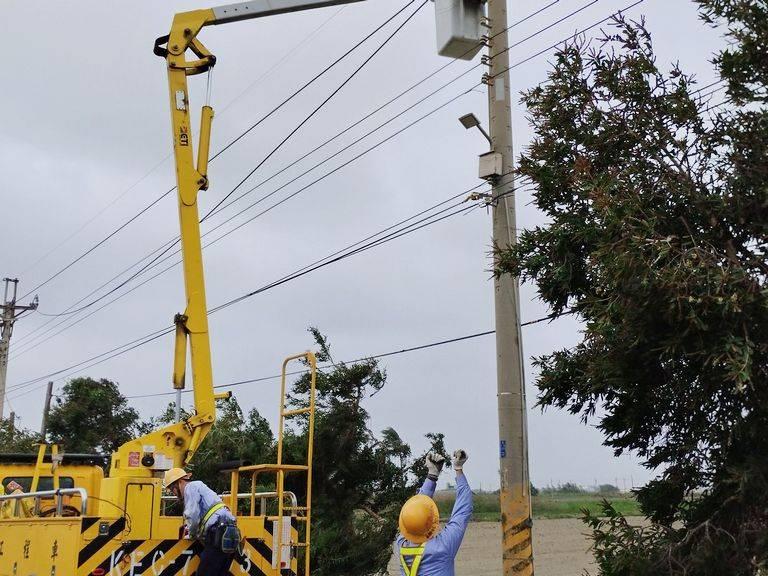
top-left (433, 450), bottom-right (473, 557)
top-left (418, 477), bottom-right (437, 498)
top-left (418, 452), bottom-right (446, 498)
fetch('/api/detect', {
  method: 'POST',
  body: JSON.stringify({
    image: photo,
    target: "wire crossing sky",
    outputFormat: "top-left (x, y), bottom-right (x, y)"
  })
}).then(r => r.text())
top-left (0, 0), bottom-right (726, 489)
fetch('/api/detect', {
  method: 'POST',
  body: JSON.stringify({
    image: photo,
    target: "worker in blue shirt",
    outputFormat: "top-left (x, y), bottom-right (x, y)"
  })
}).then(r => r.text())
top-left (164, 468), bottom-right (240, 575)
top-left (395, 449), bottom-right (473, 576)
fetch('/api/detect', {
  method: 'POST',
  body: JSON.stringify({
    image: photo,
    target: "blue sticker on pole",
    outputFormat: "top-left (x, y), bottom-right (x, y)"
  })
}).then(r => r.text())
top-left (500, 440), bottom-right (507, 458)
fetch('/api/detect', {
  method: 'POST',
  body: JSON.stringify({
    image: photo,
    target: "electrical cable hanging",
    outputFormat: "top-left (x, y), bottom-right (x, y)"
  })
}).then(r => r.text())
top-left (33, 0), bottom-right (426, 320)
top-left (14, 0), bottom-right (653, 364)
top-left (17, 0), bottom-right (579, 337)
top-left (7, 176), bottom-right (521, 392)
top-left (18, 0), bottom-right (420, 302)
top-left (125, 312), bottom-right (572, 401)
top-left (17, 6), bottom-right (347, 283)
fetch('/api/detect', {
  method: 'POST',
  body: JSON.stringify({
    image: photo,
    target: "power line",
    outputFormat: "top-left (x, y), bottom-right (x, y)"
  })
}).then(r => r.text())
top-left (7, 177), bottom-right (518, 392)
top-left (128, 309), bottom-right (571, 400)
top-left (29, 1), bottom-right (424, 320)
top-left (491, 0), bottom-right (646, 79)
top-left (24, 0), bottom-right (578, 328)
top-left (18, 7), bottom-right (347, 283)
top-left (15, 78), bottom-right (477, 351)
top-left (216, 4), bottom-right (347, 116)
top-left (200, 0), bottom-right (428, 222)
top-left (19, 0), bottom-right (569, 311)
top-left (11, 305), bottom-right (568, 402)
top-left (12, 180), bottom-right (497, 360)
top-left (14, 1), bottom-right (641, 358)
top-left (18, 0), bottom-right (419, 302)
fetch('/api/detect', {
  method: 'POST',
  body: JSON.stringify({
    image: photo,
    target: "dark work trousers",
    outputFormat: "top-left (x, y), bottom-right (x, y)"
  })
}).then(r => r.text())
top-left (198, 531), bottom-right (234, 575)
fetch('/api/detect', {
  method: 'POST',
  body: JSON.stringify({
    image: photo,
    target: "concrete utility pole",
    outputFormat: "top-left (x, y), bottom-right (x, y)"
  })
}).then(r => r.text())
top-left (0, 278), bottom-right (39, 418)
top-left (485, 0), bottom-right (534, 573)
top-left (40, 381), bottom-right (54, 438)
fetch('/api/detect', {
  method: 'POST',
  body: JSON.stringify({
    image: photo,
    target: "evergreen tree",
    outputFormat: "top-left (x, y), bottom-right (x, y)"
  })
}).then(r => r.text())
top-left (281, 328), bottom-right (446, 576)
top-left (0, 417), bottom-right (40, 453)
top-left (47, 377), bottom-right (138, 453)
top-left (496, 1), bottom-right (768, 573)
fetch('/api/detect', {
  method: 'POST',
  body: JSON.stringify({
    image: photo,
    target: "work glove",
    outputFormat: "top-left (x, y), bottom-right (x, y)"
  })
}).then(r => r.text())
top-left (453, 449), bottom-right (468, 471)
top-left (426, 452), bottom-right (446, 481)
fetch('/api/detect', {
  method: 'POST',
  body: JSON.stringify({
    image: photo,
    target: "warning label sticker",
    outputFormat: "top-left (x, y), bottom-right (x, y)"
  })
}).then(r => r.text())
top-left (128, 451), bottom-right (140, 467)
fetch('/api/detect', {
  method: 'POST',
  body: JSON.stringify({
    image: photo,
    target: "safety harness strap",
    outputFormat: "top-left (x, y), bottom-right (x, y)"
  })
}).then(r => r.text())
top-left (399, 544), bottom-right (425, 576)
top-left (202, 502), bottom-right (226, 528)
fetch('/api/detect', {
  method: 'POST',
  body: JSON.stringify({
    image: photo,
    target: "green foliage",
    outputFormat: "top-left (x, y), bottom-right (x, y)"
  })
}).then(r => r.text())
top-left (138, 327), bottom-right (443, 576)
top-left (543, 482), bottom-right (585, 495)
top-left (47, 377), bottom-right (139, 453)
top-left (0, 417), bottom-right (40, 453)
top-left (279, 327), bottom-right (444, 576)
top-left (495, 1), bottom-right (768, 573)
top-left (598, 484), bottom-right (621, 496)
top-left (144, 398), bottom-right (275, 494)
top-left (585, 501), bottom-right (672, 575)
top-left (434, 491), bottom-right (641, 521)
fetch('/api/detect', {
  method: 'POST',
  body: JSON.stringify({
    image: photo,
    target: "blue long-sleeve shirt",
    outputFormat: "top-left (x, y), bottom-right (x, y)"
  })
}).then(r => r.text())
top-left (394, 473), bottom-right (473, 576)
top-left (182, 480), bottom-right (235, 538)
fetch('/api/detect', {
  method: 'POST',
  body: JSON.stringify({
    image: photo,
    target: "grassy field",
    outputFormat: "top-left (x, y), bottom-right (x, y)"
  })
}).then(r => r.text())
top-left (434, 491), bottom-right (642, 521)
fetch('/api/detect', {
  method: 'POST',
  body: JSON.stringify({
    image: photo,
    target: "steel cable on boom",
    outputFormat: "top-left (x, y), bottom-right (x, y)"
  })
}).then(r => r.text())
top-left (17, 0), bottom-right (420, 303)
top-left (16, 3), bottom-right (640, 356)
top-left (31, 0), bottom-right (426, 321)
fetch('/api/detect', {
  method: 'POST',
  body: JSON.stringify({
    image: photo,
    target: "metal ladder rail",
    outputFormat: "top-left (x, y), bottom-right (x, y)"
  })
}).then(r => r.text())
top-left (276, 351), bottom-right (316, 575)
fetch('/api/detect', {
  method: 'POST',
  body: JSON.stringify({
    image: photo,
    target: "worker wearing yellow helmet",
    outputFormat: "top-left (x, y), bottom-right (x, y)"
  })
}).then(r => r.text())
top-left (395, 449), bottom-right (472, 575)
top-left (164, 467), bottom-right (240, 575)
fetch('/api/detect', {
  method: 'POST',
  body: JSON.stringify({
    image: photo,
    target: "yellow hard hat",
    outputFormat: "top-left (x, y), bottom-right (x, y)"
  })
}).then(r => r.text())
top-left (398, 494), bottom-right (440, 544)
top-left (163, 467), bottom-right (191, 489)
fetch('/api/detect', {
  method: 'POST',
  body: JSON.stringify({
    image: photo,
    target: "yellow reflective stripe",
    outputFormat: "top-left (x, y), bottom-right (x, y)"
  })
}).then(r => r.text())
top-left (412, 554), bottom-right (424, 575)
top-left (399, 554), bottom-right (410, 575)
top-left (399, 544), bottom-right (425, 576)
top-left (202, 502), bottom-right (226, 527)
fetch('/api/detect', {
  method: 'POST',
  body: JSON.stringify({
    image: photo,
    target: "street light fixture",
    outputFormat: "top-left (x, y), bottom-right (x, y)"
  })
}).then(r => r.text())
top-left (458, 112), bottom-right (492, 145)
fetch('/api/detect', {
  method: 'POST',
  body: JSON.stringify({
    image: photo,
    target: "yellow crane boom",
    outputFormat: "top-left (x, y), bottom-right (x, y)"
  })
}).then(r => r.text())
top-left (109, 0), bottom-right (365, 479)
top-left (0, 2), bottom-right (371, 573)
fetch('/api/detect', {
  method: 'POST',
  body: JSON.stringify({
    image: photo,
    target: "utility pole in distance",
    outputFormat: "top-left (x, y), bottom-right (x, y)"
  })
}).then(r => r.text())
top-left (40, 381), bottom-right (54, 438)
top-left (0, 278), bottom-right (39, 418)
top-left (485, 0), bottom-right (534, 573)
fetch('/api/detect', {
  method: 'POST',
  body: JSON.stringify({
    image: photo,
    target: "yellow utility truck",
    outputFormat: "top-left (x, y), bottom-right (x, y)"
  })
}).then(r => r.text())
top-left (0, 1), bottom-right (367, 574)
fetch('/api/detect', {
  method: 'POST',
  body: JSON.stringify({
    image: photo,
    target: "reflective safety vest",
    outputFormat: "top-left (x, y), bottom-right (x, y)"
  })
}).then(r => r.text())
top-left (199, 502), bottom-right (227, 537)
top-left (399, 544), bottom-right (425, 576)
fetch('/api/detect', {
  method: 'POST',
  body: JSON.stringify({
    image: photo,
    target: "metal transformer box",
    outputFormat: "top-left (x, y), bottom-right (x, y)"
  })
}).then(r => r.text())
top-left (434, 0), bottom-right (484, 60)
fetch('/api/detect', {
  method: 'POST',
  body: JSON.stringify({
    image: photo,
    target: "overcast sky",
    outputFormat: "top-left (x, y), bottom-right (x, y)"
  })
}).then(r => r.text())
top-left (0, 0), bottom-right (725, 490)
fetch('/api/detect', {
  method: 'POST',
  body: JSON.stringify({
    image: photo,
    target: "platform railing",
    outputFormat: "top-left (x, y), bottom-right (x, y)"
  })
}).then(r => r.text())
top-left (0, 487), bottom-right (88, 517)
top-left (161, 490), bottom-right (298, 516)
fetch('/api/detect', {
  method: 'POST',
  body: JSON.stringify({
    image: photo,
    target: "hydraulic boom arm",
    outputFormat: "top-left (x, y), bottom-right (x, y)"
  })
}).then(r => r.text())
top-left (109, 0), bottom-right (364, 478)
